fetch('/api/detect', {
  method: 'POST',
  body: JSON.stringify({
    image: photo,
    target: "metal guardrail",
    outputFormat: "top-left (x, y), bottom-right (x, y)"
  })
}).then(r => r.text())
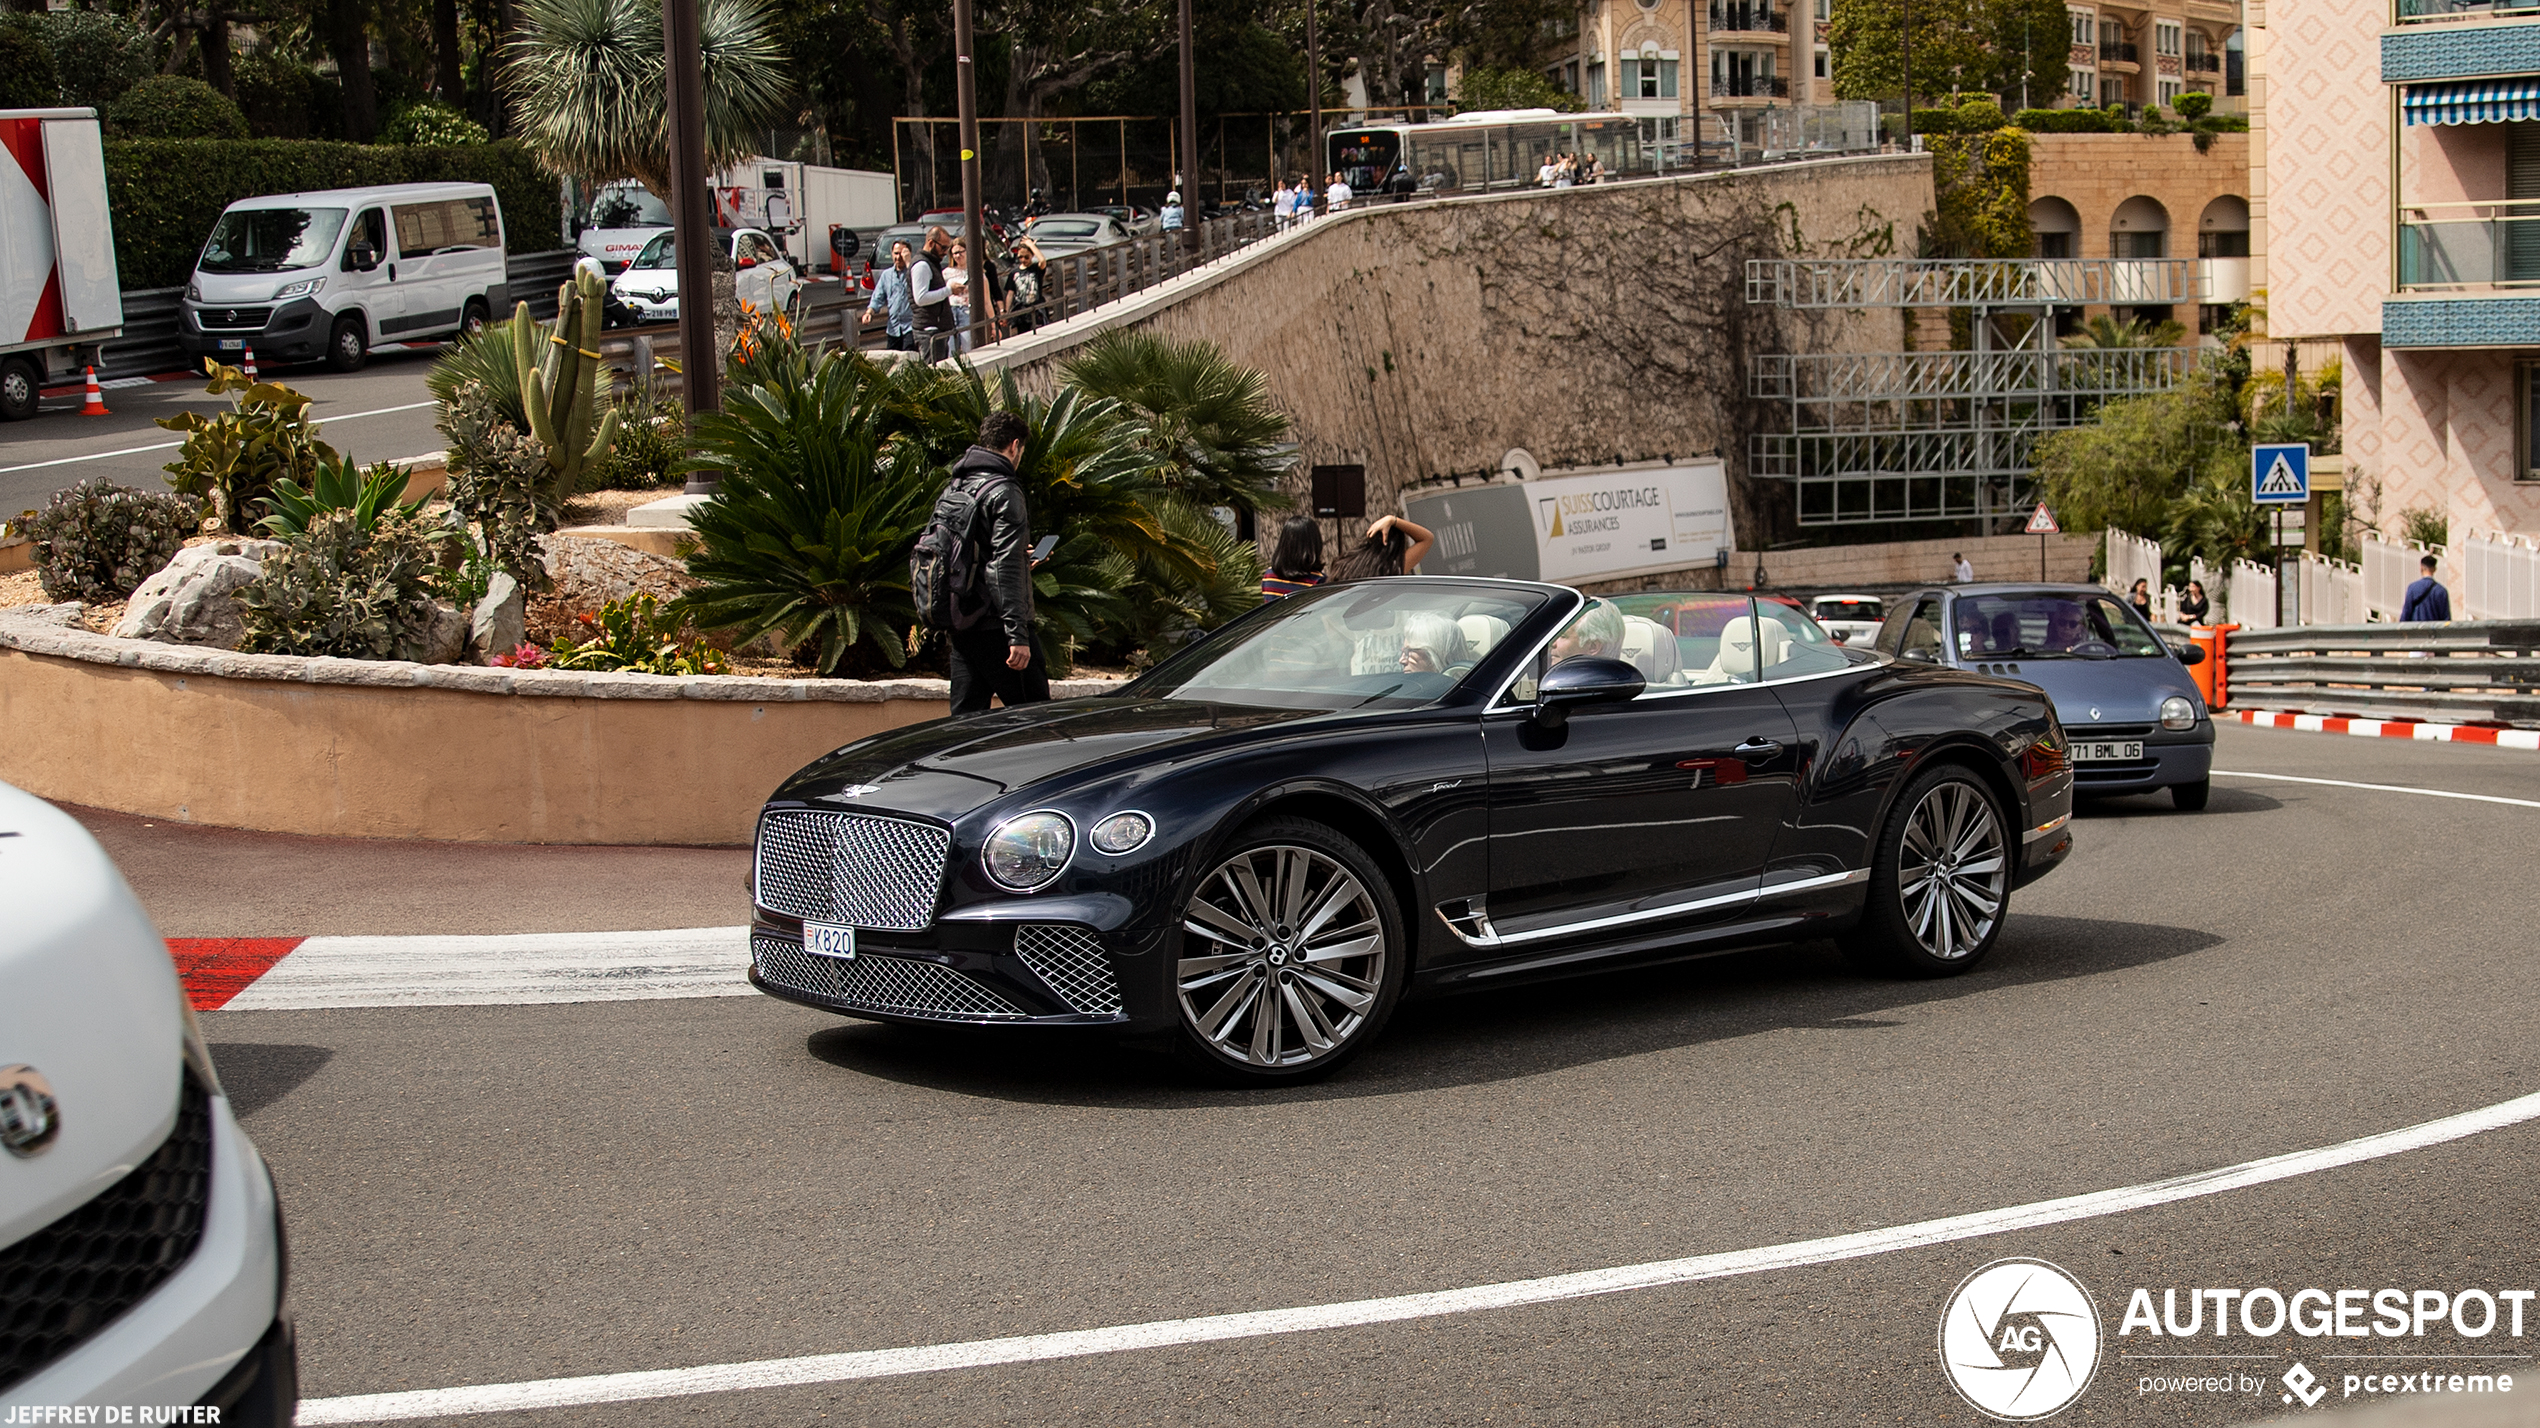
top-left (1746, 258), bottom-right (2204, 309)
top-left (2226, 621), bottom-right (2540, 725)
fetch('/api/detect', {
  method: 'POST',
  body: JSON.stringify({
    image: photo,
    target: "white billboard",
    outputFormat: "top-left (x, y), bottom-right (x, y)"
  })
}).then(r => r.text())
top-left (1528, 459), bottom-right (1735, 584)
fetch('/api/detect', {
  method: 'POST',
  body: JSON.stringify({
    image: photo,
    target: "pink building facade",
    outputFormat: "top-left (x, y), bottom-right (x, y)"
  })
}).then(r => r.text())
top-left (2267, 0), bottom-right (2540, 537)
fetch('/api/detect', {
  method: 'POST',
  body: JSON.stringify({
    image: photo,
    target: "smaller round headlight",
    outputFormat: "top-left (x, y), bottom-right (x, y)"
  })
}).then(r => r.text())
top-left (2160, 695), bottom-right (2198, 730)
top-left (984, 811), bottom-right (1074, 892)
top-left (1090, 811), bottom-right (1155, 855)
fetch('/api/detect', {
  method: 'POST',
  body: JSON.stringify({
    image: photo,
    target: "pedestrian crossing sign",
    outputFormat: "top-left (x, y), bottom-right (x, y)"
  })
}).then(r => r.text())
top-left (2252, 443), bottom-right (2310, 504)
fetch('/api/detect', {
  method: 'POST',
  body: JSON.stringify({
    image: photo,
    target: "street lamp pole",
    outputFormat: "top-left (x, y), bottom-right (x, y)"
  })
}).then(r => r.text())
top-left (663, 0), bottom-right (717, 431)
top-left (1306, 0), bottom-right (1320, 204)
top-left (1178, 0), bottom-right (1199, 251)
top-left (953, 0), bottom-right (985, 346)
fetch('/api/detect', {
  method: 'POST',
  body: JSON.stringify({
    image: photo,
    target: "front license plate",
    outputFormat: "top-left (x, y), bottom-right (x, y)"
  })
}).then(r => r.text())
top-left (218, 339), bottom-right (245, 350)
top-left (2072, 741), bottom-right (2145, 762)
top-left (804, 921), bottom-right (857, 959)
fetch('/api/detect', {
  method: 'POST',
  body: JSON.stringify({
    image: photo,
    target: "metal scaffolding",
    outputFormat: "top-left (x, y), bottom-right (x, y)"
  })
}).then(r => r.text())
top-left (1747, 257), bottom-right (2205, 528)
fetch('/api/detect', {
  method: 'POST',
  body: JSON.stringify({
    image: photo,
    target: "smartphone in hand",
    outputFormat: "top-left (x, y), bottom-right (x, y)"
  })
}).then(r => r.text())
top-left (1031, 535), bottom-right (1059, 564)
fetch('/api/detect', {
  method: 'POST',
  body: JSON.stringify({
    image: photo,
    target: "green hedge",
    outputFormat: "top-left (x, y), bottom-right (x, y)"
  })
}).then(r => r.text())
top-left (105, 138), bottom-right (562, 291)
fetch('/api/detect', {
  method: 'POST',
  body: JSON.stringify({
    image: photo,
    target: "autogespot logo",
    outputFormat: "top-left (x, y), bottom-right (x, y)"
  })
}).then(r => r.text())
top-left (1940, 1258), bottom-right (2105, 1420)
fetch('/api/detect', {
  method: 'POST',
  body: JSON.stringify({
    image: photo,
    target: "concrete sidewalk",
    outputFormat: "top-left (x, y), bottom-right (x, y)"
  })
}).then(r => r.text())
top-left (71, 804), bottom-right (752, 938)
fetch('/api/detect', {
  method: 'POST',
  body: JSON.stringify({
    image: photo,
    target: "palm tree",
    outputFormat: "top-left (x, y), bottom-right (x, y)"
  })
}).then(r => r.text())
top-left (1058, 330), bottom-right (1298, 515)
top-left (505, 0), bottom-right (793, 196)
top-left (2060, 312), bottom-right (2188, 351)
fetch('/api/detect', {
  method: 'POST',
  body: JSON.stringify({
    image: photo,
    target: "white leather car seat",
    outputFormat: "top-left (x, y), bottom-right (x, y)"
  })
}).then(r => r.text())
top-left (1695, 617), bottom-right (1787, 684)
top-left (1457, 614), bottom-right (1509, 659)
top-left (1619, 616), bottom-right (1682, 683)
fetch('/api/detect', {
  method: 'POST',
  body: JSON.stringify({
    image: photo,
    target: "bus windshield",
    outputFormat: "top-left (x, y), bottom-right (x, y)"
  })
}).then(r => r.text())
top-left (1330, 131), bottom-right (1400, 193)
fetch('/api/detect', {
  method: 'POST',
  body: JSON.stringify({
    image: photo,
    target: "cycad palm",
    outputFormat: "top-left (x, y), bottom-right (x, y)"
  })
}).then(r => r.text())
top-left (506, 0), bottom-right (793, 195)
top-left (1058, 330), bottom-right (1297, 514)
top-left (2060, 312), bottom-right (2188, 351)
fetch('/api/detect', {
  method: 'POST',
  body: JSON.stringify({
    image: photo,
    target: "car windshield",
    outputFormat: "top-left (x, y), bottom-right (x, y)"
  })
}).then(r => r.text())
top-left (590, 186), bottom-right (672, 228)
top-left (1034, 221), bottom-right (1102, 239)
top-left (1951, 591), bottom-right (2166, 659)
top-left (198, 208), bottom-right (348, 273)
top-left (1128, 582), bottom-right (1552, 713)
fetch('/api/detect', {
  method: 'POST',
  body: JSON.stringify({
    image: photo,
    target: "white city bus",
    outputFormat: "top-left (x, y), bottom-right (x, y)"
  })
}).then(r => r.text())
top-left (1324, 109), bottom-right (1682, 199)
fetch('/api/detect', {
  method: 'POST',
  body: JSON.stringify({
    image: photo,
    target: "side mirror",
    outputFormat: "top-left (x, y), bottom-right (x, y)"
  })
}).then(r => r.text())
top-left (347, 242), bottom-right (377, 270)
top-left (1899, 647), bottom-right (1938, 664)
top-left (2175, 642), bottom-right (2208, 666)
top-left (1532, 656), bottom-right (1644, 727)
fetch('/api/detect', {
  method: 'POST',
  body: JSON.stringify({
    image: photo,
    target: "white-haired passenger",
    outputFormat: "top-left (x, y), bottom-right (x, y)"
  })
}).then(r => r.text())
top-left (1395, 612), bottom-right (1472, 675)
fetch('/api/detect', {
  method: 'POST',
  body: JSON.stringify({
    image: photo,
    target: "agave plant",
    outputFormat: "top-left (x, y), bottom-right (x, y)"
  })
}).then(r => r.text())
top-left (258, 453), bottom-right (422, 538)
top-left (1058, 330), bottom-right (1298, 515)
top-left (676, 352), bottom-right (938, 675)
top-left (505, 0), bottom-right (792, 197)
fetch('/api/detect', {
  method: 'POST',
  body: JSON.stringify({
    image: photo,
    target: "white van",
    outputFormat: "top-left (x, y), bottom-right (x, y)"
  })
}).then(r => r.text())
top-left (180, 181), bottom-right (507, 373)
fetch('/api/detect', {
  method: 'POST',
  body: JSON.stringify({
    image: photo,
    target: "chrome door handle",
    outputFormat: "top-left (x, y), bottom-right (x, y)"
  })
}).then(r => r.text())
top-left (1733, 738), bottom-right (1783, 757)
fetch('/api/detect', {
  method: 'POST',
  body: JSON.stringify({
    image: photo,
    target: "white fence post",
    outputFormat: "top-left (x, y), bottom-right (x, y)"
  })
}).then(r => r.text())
top-left (2228, 558), bottom-right (2279, 628)
top-left (2458, 528), bottom-right (2540, 620)
top-left (2104, 528), bottom-right (2163, 602)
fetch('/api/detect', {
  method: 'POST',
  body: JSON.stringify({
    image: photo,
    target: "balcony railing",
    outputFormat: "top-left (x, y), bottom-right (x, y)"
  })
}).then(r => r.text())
top-left (2397, 0), bottom-right (2540, 23)
top-left (2186, 52), bottom-right (2222, 71)
top-left (2099, 40), bottom-right (2140, 63)
top-left (2397, 201), bottom-right (2540, 289)
top-left (1708, 4), bottom-right (1789, 31)
top-left (1713, 74), bottom-right (1791, 97)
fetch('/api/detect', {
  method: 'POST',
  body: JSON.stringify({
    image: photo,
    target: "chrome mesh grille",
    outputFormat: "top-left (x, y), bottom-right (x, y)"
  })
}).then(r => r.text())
top-left (1013, 924), bottom-right (1122, 1016)
top-left (753, 936), bottom-right (1023, 1020)
top-left (754, 810), bottom-right (951, 931)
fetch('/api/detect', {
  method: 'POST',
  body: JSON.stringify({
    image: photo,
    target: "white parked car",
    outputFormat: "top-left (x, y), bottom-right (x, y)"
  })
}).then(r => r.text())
top-left (609, 227), bottom-right (799, 326)
top-left (1019, 213), bottom-right (1132, 258)
top-left (0, 783), bottom-right (294, 1422)
top-left (1810, 593), bottom-right (1887, 646)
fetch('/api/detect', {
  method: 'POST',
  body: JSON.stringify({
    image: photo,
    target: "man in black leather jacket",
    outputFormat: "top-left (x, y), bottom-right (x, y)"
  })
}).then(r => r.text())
top-left (946, 411), bottom-right (1049, 713)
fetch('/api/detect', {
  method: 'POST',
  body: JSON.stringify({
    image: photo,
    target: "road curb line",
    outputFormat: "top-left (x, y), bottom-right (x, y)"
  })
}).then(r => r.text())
top-left (175, 927), bottom-right (752, 1011)
top-left (2232, 709), bottom-right (2540, 749)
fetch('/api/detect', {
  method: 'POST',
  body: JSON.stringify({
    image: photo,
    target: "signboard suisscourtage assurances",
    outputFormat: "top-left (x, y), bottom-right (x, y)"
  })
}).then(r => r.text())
top-left (1402, 458), bottom-right (1735, 585)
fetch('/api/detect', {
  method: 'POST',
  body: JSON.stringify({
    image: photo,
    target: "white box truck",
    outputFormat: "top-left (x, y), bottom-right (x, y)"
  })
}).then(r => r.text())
top-left (0, 108), bottom-right (123, 421)
top-left (713, 158), bottom-right (895, 272)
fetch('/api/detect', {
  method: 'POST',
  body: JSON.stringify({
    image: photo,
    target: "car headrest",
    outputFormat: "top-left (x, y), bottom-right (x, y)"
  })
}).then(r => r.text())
top-left (1618, 616), bottom-right (1668, 681)
top-left (1457, 614), bottom-right (1509, 658)
top-left (1714, 617), bottom-right (1789, 677)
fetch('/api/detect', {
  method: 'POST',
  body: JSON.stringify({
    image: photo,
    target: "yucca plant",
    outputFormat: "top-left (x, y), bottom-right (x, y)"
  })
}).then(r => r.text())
top-left (1059, 330), bottom-right (1298, 515)
top-left (676, 352), bottom-right (939, 675)
top-left (426, 315), bottom-right (529, 431)
top-left (258, 453), bottom-right (422, 538)
top-left (505, 0), bottom-right (793, 196)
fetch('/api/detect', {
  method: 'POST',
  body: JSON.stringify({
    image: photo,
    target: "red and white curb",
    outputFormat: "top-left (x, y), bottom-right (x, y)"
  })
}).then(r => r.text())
top-left (171, 927), bottom-right (752, 1012)
top-left (2232, 709), bottom-right (2540, 750)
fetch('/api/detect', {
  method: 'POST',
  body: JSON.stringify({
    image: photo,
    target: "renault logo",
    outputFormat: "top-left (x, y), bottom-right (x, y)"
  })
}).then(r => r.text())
top-left (0, 1065), bottom-right (60, 1158)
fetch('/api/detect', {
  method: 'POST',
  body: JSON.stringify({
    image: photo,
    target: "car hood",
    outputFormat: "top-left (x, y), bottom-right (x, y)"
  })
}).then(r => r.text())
top-left (1992, 657), bottom-right (2202, 725)
top-left (769, 696), bottom-right (1334, 826)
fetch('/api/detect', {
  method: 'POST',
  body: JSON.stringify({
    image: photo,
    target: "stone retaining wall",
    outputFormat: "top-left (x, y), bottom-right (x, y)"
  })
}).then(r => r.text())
top-left (0, 607), bottom-right (1119, 845)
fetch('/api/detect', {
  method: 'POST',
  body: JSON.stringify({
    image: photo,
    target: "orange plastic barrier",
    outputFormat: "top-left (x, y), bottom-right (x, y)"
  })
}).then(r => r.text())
top-left (2189, 623), bottom-right (2235, 709)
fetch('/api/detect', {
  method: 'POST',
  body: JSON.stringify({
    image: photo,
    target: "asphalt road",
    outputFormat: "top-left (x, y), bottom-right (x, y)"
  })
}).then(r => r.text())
top-left (0, 350), bottom-right (447, 518)
top-left (164, 722), bottom-right (2540, 1426)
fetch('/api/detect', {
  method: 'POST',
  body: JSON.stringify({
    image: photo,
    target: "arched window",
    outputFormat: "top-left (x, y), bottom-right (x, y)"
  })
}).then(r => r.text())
top-left (2110, 195), bottom-right (2171, 259)
top-left (2029, 196), bottom-right (2082, 259)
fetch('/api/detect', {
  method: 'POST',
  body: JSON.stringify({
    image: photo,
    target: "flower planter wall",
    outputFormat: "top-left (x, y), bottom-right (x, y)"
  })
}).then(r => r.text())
top-left (0, 608), bottom-right (1118, 845)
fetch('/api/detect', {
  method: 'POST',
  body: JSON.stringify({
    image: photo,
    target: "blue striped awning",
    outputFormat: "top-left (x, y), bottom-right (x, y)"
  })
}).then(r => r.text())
top-left (2403, 77), bottom-right (2540, 125)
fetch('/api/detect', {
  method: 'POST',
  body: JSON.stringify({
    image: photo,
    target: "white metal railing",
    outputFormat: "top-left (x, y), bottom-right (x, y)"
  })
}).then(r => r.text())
top-left (2104, 529), bottom-right (2164, 606)
top-left (2228, 559), bottom-right (2280, 629)
top-left (2461, 527), bottom-right (2540, 619)
top-left (2299, 552), bottom-right (2368, 625)
top-left (2361, 530), bottom-right (2457, 620)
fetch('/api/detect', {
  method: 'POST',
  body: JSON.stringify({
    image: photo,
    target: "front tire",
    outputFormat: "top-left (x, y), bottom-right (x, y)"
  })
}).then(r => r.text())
top-left (326, 315), bottom-right (368, 372)
top-left (2171, 776), bottom-right (2211, 811)
top-left (0, 356), bottom-right (36, 421)
top-left (1172, 817), bottom-right (1405, 1085)
top-left (1843, 764), bottom-right (2012, 977)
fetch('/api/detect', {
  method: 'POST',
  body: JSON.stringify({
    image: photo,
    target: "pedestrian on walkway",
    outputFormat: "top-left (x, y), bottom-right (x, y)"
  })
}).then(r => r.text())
top-left (942, 411), bottom-right (1050, 714)
top-left (2402, 553), bottom-right (2453, 621)
top-left (1273, 179), bottom-right (1294, 230)
top-left (1952, 552), bottom-right (1975, 583)
top-left (1161, 191), bottom-right (1186, 233)
top-left (2127, 578), bottom-right (2154, 621)
top-left (1330, 513), bottom-right (1434, 581)
top-left (2179, 580), bottom-right (2211, 624)
top-left (911, 227), bottom-right (955, 362)
top-left (1262, 516), bottom-right (1327, 601)
top-left (1006, 239), bottom-right (1048, 335)
top-left (862, 239), bottom-right (918, 351)
top-left (1326, 173), bottom-right (1352, 213)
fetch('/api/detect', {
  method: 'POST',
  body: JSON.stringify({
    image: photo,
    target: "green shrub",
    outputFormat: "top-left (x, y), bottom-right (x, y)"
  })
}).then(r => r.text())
top-left (235, 508), bottom-right (453, 659)
top-left (381, 101), bottom-right (489, 146)
top-left (26, 10), bottom-right (156, 110)
top-left (30, 480), bottom-right (202, 603)
top-left (546, 593), bottom-right (727, 675)
top-left (437, 378), bottom-right (555, 590)
top-left (1956, 99), bottom-right (2006, 132)
top-left (2174, 91), bottom-right (2214, 121)
top-left (257, 453), bottom-right (422, 538)
top-left (234, 52), bottom-right (323, 140)
top-left (104, 138), bottom-right (563, 290)
top-left (1910, 106), bottom-right (1961, 135)
top-left (2012, 107), bottom-right (2122, 134)
top-left (157, 362), bottom-right (336, 533)
top-left (110, 77), bottom-right (251, 141)
top-left (586, 401), bottom-right (687, 490)
top-left (0, 25), bottom-right (59, 110)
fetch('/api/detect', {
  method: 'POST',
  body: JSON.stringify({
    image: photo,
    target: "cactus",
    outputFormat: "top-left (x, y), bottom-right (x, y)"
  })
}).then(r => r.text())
top-left (508, 264), bottom-right (621, 507)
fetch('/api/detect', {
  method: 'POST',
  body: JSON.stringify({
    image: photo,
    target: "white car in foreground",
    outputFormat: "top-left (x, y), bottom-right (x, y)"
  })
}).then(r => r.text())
top-left (609, 226), bottom-right (800, 325)
top-left (0, 783), bottom-right (294, 1423)
top-left (1810, 593), bottom-right (1886, 646)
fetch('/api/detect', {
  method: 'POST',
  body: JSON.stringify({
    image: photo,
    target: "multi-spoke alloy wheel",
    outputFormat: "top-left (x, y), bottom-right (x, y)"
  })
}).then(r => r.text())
top-left (1846, 766), bottom-right (2012, 977)
top-left (1174, 819), bottom-right (1400, 1082)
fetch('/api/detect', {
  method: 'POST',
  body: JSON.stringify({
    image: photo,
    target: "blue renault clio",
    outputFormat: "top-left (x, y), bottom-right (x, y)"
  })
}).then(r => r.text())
top-left (1871, 582), bottom-right (2216, 810)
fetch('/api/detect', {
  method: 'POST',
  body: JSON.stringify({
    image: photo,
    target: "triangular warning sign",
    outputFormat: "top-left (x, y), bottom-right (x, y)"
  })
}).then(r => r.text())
top-left (2024, 503), bottom-right (2060, 535)
top-left (2258, 453), bottom-right (2305, 496)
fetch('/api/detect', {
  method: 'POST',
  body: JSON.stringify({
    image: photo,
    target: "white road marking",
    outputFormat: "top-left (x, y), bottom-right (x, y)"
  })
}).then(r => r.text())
top-left (221, 926), bottom-right (752, 1010)
top-left (2213, 769), bottom-right (2540, 810)
top-left (0, 400), bottom-right (439, 474)
top-left (293, 1086), bottom-right (2540, 1423)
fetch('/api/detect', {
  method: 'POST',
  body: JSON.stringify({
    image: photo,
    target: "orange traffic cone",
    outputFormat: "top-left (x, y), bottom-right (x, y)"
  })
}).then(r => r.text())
top-left (78, 366), bottom-right (108, 416)
top-left (243, 347), bottom-right (258, 380)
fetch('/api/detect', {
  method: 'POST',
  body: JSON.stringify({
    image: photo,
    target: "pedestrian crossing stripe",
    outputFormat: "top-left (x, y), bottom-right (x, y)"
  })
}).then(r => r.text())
top-left (2258, 454), bottom-right (2304, 496)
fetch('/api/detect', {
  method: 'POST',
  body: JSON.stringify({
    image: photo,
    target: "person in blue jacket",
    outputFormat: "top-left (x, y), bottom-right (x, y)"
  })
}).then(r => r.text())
top-left (2401, 553), bottom-right (2452, 622)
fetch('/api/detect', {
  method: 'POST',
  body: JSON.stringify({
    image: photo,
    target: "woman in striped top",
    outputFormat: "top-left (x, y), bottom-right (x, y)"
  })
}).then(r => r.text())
top-left (1262, 516), bottom-right (1326, 602)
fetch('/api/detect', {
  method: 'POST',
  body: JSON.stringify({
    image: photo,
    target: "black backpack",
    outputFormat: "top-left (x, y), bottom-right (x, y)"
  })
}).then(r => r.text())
top-left (911, 473), bottom-right (1010, 632)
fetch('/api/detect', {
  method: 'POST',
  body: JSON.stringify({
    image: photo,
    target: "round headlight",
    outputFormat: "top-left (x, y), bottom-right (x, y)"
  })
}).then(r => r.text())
top-left (984, 811), bottom-right (1074, 892)
top-left (1090, 811), bottom-right (1155, 855)
top-left (2160, 695), bottom-right (2198, 730)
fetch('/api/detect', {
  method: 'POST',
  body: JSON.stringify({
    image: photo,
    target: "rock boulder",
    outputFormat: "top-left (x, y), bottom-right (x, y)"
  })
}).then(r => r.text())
top-left (470, 572), bottom-right (524, 661)
top-left (112, 540), bottom-right (285, 649)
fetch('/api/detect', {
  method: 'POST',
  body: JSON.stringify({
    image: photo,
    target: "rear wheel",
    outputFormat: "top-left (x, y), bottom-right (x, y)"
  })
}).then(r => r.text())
top-left (0, 356), bottom-right (36, 421)
top-left (461, 298), bottom-right (490, 337)
top-left (1843, 764), bottom-right (2012, 977)
top-left (326, 315), bottom-right (368, 372)
top-left (1172, 817), bottom-right (1404, 1085)
top-left (2171, 777), bottom-right (2211, 811)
